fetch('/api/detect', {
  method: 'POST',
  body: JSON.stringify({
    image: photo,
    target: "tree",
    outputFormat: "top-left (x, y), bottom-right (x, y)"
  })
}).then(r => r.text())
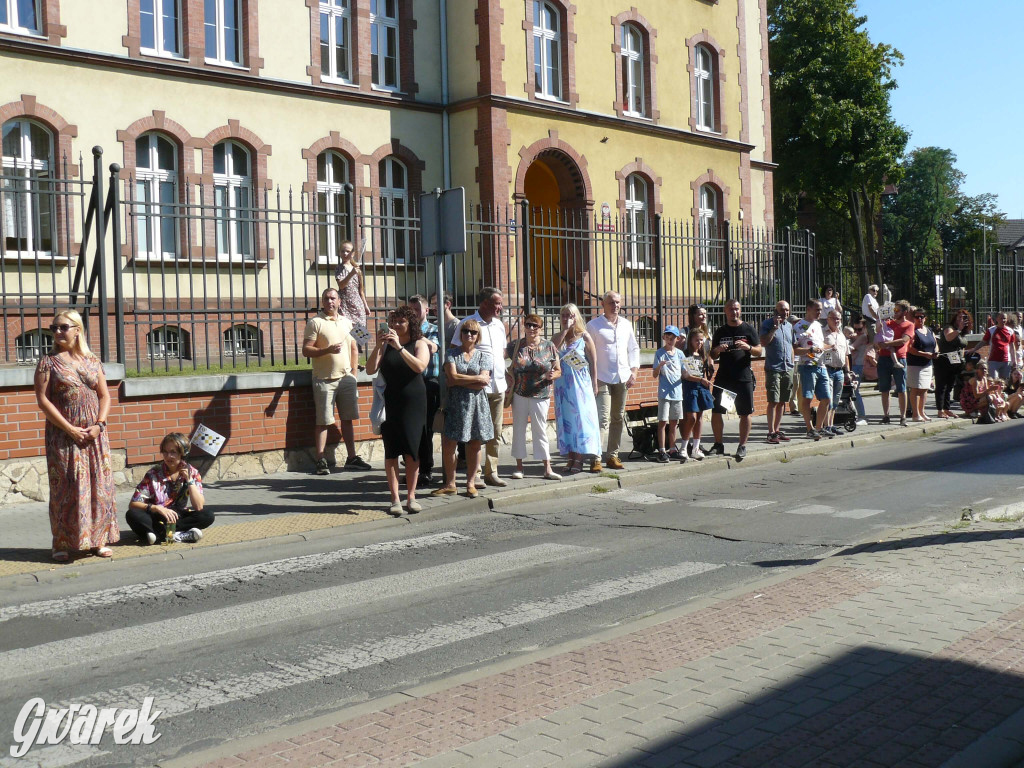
top-left (769, 0), bottom-right (909, 296)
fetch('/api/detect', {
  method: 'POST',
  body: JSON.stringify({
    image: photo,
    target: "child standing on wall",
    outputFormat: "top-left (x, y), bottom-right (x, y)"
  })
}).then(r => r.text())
top-left (652, 326), bottom-right (685, 463)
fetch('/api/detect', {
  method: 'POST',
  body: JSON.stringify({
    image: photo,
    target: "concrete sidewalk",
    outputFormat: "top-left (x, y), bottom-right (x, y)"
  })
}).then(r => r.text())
top-left (166, 516), bottom-right (1024, 768)
top-left (0, 391), bottom-right (977, 580)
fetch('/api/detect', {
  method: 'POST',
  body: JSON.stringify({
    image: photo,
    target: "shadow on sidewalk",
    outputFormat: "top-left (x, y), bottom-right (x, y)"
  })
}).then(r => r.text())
top-left (601, 647), bottom-right (1024, 767)
top-left (207, 473), bottom-right (393, 516)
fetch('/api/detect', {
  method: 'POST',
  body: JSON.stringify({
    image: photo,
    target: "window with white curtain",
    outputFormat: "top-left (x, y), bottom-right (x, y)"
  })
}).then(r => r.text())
top-left (695, 44), bottom-right (716, 132)
top-left (2, 119), bottom-right (55, 257)
top-left (320, 0), bottom-right (351, 82)
top-left (147, 326), bottom-right (189, 359)
top-left (212, 140), bottom-right (253, 260)
top-left (625, 173), bottom-right (650, 268)
top-left (532, 1), bottom-right (561, 100)
top-left (224, 324), bottom-right (261, 356)
top-left (15, 328), bottom-right (52, 364)
top-left (698, 183), bottom-right (722, 271)
top-left (315, 150), bottom-right (351, 263)
top-left (378, 156), bottom-right (409, 262)
top-left (370, 0), bottom-right (399, 89)
top-left (621, 23), bottom-right (645, 117)
top-left (140, 0), bottom-right (181, 57)
top-left (134, 133), bottom-right (179, 260)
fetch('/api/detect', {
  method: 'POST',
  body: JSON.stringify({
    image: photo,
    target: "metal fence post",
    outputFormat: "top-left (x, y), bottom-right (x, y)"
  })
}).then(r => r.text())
top-left (654, 213), bottom-right (664, 337)
top-left (996, 247), bottom-right (1003, 312)
top-left (519, 199), bottom-right (531, 316)
top-left (108, 163), bottom-right (125, 364)
top-left (1014, 249), bottom-right (1020, 316)
top-left (805, 230), bottom-right (814, 301)
top-left (91, 147), bottom-right (109, 361)
top-left (723, 220), bottom-right (734, 300)
top-left (783, 227), bottom-right (792, 301)
top-left (971, 249), bottom-right (978, 322)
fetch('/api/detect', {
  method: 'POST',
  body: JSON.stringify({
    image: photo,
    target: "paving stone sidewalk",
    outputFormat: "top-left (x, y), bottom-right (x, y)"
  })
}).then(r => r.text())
top-left (173, 519), bottom-right (1024, 768)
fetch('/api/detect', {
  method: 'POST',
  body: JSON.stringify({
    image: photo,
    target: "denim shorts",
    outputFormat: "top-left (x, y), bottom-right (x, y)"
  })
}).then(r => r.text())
top-left (876, 356), bottom-right (907, 394)
top-left (799, 364), bottom-right (832, 402)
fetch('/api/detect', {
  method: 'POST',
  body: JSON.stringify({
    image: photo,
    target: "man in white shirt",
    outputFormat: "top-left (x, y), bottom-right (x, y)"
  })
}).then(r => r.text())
top-left (793, 299), bottom-right (832, 439)
top-left (586, 291), bottom-right (640, 470)
top-left (861, 284), bottom-right (880, 337)
top-left (451, 287), bottom-right (509, 486)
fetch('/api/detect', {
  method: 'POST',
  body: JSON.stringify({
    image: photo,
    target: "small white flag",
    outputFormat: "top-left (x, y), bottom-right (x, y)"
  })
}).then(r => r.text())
top-left (190, 424), bottom-right (226, 456)
top-left (350, 324), bottom-right (373, 347)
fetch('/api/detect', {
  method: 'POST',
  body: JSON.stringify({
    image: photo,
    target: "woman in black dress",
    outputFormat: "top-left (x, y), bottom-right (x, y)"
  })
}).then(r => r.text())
top-left (366, 305), bottom-right (430, 515)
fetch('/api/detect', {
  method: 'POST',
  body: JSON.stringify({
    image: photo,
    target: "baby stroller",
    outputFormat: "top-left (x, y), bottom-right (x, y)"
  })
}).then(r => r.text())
top-left (813, 380), bottom-right (859, 432)
top-left (625, 402), bottom-right (660, 461)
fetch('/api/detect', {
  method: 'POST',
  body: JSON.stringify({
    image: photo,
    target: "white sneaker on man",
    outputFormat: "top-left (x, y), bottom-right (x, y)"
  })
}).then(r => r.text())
top-left (172, 528), bottom-right (203, 544)
top-left (855, 419), bottom-right (868, 426)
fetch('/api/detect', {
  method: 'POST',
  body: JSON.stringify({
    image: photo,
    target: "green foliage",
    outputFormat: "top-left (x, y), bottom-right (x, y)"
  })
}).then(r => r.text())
top-left (769, 0), bottom-right (909, 290)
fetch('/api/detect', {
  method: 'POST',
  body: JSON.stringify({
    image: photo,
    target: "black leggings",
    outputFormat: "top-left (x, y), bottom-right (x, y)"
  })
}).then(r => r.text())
top-left (126, 507), bottom-right (215, 542)
top-left (933, 358), bottom-right (962, 411)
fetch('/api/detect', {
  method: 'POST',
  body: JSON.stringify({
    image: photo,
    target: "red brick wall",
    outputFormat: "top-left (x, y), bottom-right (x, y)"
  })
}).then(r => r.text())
top-left (2, 360), bottom-right (770, 466)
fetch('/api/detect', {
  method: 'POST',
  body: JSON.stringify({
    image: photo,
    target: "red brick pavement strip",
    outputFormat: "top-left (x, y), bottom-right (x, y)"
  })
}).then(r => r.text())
top-left (200, 567), bottom-right (879, 767)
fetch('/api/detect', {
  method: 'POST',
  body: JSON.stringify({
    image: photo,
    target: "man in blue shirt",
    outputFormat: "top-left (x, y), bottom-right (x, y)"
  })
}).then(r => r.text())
top-left (759, 300), bottom-right (795, 444)
top-left (410, 295), bottom-right (440, 485)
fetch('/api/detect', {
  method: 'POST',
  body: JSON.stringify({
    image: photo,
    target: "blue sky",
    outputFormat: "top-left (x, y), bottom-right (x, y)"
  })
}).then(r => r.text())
top-left (854, 0), bottom-right (1024, 219)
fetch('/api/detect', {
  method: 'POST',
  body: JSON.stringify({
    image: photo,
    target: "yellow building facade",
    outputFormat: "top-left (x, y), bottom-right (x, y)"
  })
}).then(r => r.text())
top-left (0, 0), bottom-right (775, 363)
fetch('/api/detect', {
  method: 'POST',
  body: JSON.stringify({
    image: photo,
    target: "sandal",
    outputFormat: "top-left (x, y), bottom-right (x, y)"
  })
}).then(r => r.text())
top-left (93, 547), bottom-right (113, 558)
top-left (51, 551), bottom-right (69, 563)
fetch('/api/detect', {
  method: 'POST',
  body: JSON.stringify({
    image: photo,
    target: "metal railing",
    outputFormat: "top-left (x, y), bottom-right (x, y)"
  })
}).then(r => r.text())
top-left (2, 152), bottom-right (820, 372)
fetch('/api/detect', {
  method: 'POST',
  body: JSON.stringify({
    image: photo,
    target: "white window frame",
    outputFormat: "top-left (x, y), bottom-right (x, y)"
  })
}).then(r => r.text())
top-left (147, 325), bottom-right (186, 359)
top-left (532, 1), bottom-right (562, 101)
top-left (204, 0), bottom-right (243, 66)
top-left (621, 23), bottom-right (645, 117)
top-left (212, 140), bottom-right (254, 262)
top-left (0, 0), bottom-right (41, 35)
top-left (695, 44), bottom-right (716, 132)
top-left (134, 133), bottom-right (179, 261)
top-left (319, 0), bottom-right (352, 83)
top-left (378, 156), bottom-right (410, 263)
top-left (15, 328), bottom-right (52, 364)
top-left (315, 150), bottom-right (351, 265)
top-left (224, 324), bottom-right (260, 357)
top-left (2, 118), bottom-right (56, 259)
top-left (698, 184), bottom-right (722, 272)
top-left (624, 173), bottom-right (650, 269)
top-left (369, 0), bottom-right (399, 90)
top-left (140, 0), bottom-right (182, 58)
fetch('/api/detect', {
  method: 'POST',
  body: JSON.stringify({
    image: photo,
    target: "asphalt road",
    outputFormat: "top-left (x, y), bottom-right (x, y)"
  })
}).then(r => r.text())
top-left (1, 420), bottom-right (1021, 768)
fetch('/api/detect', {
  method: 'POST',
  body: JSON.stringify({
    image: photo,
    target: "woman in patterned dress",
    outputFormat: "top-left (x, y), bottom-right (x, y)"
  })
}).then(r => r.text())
top-left (550, 303), bottom-right (601, 473)
top-left (34, 310), bottom-right (118, 562)
top-left (432, 318), bottom-right (494, 498)
top-left (334, 240), bottom-right (370, 333)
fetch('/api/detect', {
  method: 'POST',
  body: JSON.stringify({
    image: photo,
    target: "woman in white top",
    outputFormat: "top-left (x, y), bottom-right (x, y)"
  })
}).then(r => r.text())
top-left (819, 284), bottom-right (843, 325)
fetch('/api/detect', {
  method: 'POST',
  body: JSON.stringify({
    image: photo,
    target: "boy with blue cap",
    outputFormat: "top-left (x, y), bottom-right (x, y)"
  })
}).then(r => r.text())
top-left (652, 325), bottom-right (685, 462)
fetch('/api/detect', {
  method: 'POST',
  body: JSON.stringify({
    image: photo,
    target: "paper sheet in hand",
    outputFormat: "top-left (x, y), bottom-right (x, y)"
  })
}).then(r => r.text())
top-left (562, 349), bottom-right (588, 372)
top-left (350, 324), bottom-right (372, 347)
top-left (714, 386), bottom-right (737, 412)
top-left (682, 356), bottom-right (705, 377)
top-left (879, 302), bottom-right (896, 321)
top-left (190, 424), bottom-right (226, 456)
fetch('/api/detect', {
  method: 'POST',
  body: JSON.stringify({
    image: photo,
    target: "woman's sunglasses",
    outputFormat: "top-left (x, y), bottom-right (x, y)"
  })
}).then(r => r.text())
top-left (49, 323), bottom-right (73, 333)
top-left (524, 322), bottom-right (541, 330)
top-left (461, 329), bottom-right (479, 336)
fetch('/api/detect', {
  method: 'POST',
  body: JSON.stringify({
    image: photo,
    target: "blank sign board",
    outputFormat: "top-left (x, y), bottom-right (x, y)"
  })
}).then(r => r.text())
top-left (419, 187), bottom-right (467, 256)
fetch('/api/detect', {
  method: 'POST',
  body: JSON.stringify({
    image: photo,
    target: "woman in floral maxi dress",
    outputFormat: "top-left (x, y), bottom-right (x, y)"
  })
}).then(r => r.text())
top-left (34, 310), bottom-right (118, 562)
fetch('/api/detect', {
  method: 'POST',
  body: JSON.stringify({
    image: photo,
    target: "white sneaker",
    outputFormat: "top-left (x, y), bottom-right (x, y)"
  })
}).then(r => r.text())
top-left (855, 419), bottom-right (868, 426)
top-left (172, 528), bottom-right (203, 544)
top-left (145, 532), bottom-right (157, 545)
top-left (691, 447), bottom-right (706, 460)
top-left (510, 470), bottom-right (524, 479)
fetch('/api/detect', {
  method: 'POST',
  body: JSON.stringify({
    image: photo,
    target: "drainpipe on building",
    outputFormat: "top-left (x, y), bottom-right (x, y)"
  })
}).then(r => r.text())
top-left (439, 0), bottom-right (451, 189)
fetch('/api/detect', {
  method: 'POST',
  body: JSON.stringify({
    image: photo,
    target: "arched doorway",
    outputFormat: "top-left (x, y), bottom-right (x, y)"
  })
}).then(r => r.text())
top-left (521, 149), bottom-right (590, 310)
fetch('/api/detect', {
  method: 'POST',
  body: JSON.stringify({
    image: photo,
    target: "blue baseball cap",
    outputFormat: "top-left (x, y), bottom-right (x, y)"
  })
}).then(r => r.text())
top-left (663, 325), bottom-right (682, 337)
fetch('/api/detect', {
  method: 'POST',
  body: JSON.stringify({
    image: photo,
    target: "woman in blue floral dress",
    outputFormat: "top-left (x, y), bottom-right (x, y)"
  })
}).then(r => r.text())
top-left (551, 303), bottom-right (601, 473)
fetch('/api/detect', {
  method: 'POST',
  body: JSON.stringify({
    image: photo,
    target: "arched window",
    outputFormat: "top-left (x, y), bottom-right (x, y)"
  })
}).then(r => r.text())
top-left (224, 323), bottom-right (261, 356)
top-left (621, 23), bottom-right (645, 117)
top-left (134, 132), bottom-right (179, 260)
top-left (320, 0), bottom-right (351, 82)
top-left (695, 44), bottom-right (717, 132)
top-left (532, 1), bottom-right (561, 100)
top-left (315, 150), bottom-right (351, 264)
top-left (698, 183), bottom-right (722, 271)
top-left (636, 316), bottom-right (656, 347)
top-left (378, 156), bottom-right (409, 262)
top-left (147, 325), bottom-right (190, 359)
top-left (370, 0), bottom-right (398, 89)
top-left (624, 173), bottom-right (650, 268)
top-left (140, 0), bottom-right (182, 57)
top-left (0, 0), bottom-right (40, 34)
top-left (2, 119), bottom-right (55, 256)
top-left (15, 328), bottom-right (52, 364)
top-left (212, 140), bottom-right (252, 260)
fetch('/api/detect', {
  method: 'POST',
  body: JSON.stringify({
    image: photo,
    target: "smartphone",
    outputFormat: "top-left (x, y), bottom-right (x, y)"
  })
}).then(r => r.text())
top-left (379, 322), bottom-right (389, 334)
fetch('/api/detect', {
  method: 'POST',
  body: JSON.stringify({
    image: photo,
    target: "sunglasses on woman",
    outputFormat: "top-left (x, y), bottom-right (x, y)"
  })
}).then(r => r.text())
top-left (49, 323), bottom-right (74, 333)
top-left (461, 329), bottom-right (479, 336)
top-left (524, 322), bottom-right (541, 329)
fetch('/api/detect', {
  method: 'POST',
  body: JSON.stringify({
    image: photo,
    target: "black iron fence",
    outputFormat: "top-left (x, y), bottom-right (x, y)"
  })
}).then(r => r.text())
top-left (817, 248), bottom-right (1024, 326)
top-left (3, 150), bottom-right (820, 372)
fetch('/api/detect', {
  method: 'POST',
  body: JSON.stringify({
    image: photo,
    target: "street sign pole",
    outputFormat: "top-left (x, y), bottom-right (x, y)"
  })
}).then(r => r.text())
top-left (420, 186), bottom-right (468, 375)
